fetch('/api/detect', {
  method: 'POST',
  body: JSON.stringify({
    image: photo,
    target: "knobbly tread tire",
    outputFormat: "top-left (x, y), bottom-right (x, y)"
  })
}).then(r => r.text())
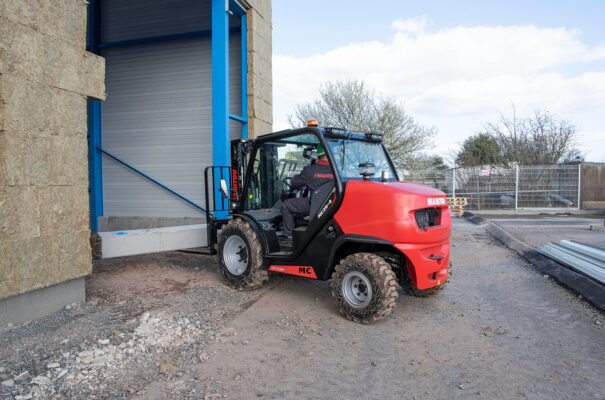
top-left (399, 262), bottom-right (452, 297)
top-left (216, 218), bottom-right (269, 290)
top-left (331, 253), bottom-right (399, 324)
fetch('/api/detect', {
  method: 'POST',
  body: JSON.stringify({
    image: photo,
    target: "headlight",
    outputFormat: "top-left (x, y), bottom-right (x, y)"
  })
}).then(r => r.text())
top-left (415, 208), bottom-right (441, 229)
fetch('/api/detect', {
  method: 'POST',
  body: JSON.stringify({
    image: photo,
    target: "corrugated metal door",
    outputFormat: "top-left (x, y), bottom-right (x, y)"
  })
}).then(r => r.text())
top-left (100, 0), bottom-right (242, 218)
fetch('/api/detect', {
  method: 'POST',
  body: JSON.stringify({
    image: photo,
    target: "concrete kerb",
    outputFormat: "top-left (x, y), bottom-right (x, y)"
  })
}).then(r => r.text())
top-left (469, 209), bottom-right (605, 215)
top-left (463, 212), bottom-right (605, 312)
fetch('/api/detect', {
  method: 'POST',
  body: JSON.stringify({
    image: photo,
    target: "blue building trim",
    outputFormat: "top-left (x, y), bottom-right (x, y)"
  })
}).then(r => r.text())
top-left (241, 13), bottom-right (248, 139)
top-left (212, 0), bottom-right (231, 218)
top-left (88, 102), bottom-right (103, 233)
top-left (98, 148), bottom-right (207, 213)
top-left (87, 0), bottom-right (103, 233)
top-left (229, 114), bottom-right (247, 123)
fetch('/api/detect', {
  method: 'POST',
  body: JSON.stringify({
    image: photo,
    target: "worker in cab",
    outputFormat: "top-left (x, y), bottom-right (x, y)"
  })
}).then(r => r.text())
top-left (281, 144), bottom-right (333, 238)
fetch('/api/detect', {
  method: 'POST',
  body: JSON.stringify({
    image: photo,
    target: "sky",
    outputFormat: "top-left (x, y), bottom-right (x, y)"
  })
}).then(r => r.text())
top-left (271, 0), bottom-right (605, 163)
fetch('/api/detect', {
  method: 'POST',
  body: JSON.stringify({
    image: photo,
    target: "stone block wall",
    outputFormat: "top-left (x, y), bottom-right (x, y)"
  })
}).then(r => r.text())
top-left (0, 0), bottom-right (105, 300)
top-left (247, 0), bottom-right (273, 137)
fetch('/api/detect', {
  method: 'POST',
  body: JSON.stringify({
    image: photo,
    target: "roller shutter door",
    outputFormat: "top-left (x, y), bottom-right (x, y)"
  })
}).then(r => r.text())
top-left (100, 0), bottom-right (242, 218)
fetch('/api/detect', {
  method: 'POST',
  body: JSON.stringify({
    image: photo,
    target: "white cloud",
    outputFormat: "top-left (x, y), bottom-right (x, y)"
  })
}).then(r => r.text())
top-left (391, 16), bottom-right (426, 34)
top-left (273, 20), bottom-right (605, 162)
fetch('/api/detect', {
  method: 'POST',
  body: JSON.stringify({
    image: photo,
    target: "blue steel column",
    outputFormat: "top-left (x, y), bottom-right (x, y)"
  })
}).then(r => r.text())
top-left (241, 13), bottom-right (248, 139)
top-left (87, 0), bottom-right (103, 232)
top-left (212, 0), bottom-right (230, 218)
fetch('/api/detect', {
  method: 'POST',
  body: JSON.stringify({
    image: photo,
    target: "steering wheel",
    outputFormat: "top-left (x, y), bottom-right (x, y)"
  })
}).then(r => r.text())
top-left (283, 176), bottom-right (292, 189)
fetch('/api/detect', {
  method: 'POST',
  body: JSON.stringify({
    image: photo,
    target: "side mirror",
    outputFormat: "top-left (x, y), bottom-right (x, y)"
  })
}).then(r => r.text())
top-left (219, 179), bottom-right (229, 199)
top-left (303, 148), bottom-right (318, 161)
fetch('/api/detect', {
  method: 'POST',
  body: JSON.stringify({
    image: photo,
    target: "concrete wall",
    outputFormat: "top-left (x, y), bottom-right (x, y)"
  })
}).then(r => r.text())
top-left (247, 0), bottom-right (273, 138)
top-left (0, 0), bottom-right (105, 302)
top-left (581, 163), bottom-right (605, 209)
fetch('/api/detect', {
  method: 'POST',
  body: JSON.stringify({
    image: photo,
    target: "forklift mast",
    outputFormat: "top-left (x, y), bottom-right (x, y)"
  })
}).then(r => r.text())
top-left (229, 139), bottom-right (254, 210)
top-left (203, 139), bottom-right (253, 252)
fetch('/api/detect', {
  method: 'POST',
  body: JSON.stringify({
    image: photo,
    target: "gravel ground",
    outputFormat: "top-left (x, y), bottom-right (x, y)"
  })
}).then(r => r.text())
top-left (1, 219), bottom-right (604, 399)
top-left (0, 252), bottom-right (271, 399)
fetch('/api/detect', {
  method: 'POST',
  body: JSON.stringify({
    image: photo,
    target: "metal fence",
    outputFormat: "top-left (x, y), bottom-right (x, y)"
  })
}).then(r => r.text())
top-left (402, 164), bottom-right (581, 210)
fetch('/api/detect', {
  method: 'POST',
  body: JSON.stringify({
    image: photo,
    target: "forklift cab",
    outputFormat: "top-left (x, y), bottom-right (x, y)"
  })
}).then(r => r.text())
top-left (244, 133), bottom-right (322, 229)
top-left (211, 126), bottom-right (398, 255)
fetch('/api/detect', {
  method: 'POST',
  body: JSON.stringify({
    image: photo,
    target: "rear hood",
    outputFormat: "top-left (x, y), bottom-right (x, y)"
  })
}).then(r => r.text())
top-left (363, 181), bottom-right (448, 209)
top-left (385, 181), bottom-right (446, 197)
top-left (334, 180), bottom-right (451, 244)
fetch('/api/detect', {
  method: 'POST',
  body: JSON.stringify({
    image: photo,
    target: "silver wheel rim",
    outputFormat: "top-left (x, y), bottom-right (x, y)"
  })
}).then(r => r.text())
top-left (223, 236), bottom-right (248, 276)
top-left (342, 271), bottom-right (372, 308)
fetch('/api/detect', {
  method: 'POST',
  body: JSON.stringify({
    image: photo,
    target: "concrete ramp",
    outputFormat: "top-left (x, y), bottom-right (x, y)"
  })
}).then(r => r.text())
top-left (98, 224), bottom-right (207, 258)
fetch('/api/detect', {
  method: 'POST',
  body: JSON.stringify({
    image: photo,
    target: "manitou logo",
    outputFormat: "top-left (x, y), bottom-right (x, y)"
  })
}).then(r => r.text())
top-left (231, 169), bottom-right (238, 200)
top-left (427, 197), bottom-right (446, 206)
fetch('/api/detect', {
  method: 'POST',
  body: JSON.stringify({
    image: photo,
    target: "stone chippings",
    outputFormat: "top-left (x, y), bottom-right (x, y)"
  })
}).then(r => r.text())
top-left (0, 0), bottom-right (105, 299)
top-left (0, 284), bottom-right (255, 399)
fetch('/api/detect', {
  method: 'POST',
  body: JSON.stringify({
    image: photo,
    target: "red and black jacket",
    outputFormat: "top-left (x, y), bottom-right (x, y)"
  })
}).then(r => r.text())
top-left (290, 160), bottom-right (333, 191)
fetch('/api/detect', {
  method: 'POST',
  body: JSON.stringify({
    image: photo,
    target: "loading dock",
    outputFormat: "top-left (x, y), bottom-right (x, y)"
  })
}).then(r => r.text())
top-left (87, 0), bottom-right (256, 257)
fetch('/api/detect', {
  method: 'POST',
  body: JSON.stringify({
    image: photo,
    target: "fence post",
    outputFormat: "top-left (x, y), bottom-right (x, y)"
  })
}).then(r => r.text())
top-left (476, 169), bottom-right (480, 210)
top-left (577, 163), bottom-right (581, 210)
top-left (452, 168), bottom-right (456, 198)
top-left (515, 165), bottom-right (519, 210)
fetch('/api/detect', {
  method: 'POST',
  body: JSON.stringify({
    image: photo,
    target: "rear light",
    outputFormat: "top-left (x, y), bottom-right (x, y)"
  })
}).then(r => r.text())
top-left (415, 208), bottom-right (441, 229)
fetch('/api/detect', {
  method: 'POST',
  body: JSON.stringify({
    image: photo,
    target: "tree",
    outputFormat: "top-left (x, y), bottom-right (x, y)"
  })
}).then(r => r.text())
top-left (455, 133), bottom-right (503, 167)
top-left (288, 80), bottom-right (436, 170)
top-left (479, 109), bottom-right (582, 166)
top-left (409, 154), bottom-right (450, 171)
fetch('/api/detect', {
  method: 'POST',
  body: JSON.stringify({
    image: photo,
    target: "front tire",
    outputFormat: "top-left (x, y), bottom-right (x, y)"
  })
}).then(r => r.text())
top-left (216, 218), bottom-right (269, 290)
top-left (331, 253), bottom-right (399, 324)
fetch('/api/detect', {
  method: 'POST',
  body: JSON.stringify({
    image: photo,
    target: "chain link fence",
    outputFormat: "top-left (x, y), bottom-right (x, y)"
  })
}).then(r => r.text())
top-left (402, 164), bottom-right (580, 210)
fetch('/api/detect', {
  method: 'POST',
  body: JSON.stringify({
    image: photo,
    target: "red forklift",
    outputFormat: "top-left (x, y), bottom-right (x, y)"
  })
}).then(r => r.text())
top-left (204, 122), bottom-right (451, 323)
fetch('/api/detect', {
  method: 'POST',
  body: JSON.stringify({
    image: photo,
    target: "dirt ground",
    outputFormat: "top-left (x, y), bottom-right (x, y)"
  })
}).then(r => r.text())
top-left (1, 219), bottom-right (604, 399)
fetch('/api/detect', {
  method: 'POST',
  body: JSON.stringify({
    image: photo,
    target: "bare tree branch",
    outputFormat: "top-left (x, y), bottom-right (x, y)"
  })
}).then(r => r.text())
top-left (288, 80), bottom-right (436, 170)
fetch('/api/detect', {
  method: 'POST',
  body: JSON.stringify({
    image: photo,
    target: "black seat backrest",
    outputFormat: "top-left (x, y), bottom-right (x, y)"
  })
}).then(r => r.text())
top-left (309, 181), bottom-right (335, 219)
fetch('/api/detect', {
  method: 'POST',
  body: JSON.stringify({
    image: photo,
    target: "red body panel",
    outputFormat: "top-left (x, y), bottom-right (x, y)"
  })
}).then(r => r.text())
top-left (269, 265), bottom-right (318, 279)
top-left (334, 180), bottom-right (451, 290)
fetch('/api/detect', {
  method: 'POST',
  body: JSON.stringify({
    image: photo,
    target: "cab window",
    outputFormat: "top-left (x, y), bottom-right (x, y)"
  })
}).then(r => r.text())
top-left (245, 134), bottom-right (319, 211)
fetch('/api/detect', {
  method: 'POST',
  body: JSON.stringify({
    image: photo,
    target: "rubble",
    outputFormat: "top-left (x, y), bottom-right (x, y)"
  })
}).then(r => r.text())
top-left (1, 379), bottom-right (14, 388)
top-left (0, 275), bottom-right (259, 399)
top-left (15, 371), bottom-right (29, 381)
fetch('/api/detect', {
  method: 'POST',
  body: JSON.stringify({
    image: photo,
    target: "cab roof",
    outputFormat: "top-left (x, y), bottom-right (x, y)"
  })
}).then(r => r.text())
top-left (251, 126), bottom-right (383, 144)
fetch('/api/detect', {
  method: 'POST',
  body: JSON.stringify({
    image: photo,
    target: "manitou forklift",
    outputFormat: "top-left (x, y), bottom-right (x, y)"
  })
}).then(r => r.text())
top-left (204, 121), bottom-right (451, 323)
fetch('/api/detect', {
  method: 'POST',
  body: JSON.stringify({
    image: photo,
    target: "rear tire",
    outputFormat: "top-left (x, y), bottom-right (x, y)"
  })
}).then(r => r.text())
top-left (216, 218), bottom-right (269, 290)
top-left (398, 262), bottom-right (452, 297)
top-left (331, 253), bottom-right (398, 324)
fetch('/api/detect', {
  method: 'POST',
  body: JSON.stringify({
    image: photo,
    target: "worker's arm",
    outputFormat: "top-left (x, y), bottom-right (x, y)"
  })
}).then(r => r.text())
top-left (290, 167), bottom-right (309, 190)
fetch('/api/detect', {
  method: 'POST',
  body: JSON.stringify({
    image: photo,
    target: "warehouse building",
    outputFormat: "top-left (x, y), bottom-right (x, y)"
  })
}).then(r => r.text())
top-left (0, 0), bottom-right (273, 325)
